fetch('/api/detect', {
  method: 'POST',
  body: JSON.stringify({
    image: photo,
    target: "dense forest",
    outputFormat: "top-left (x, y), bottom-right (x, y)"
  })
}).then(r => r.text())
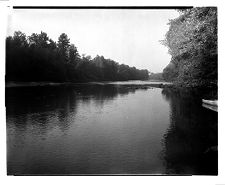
top-left (162, 7), bottom-right (217, 87)
top-left (6, 31), bottom-right (149, 82)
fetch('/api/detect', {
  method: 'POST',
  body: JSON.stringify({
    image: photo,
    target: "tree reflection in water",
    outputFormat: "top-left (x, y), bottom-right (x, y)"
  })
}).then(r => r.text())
top-left (161, 87), bottom-right (218, 175)
top-left (6, 84), bottom-right (149, 175)
top-left (6, 84), bottom-right (138, 139)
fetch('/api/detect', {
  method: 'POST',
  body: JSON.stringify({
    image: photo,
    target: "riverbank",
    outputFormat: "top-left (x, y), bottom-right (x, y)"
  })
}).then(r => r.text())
top-left (5, 80), bottom-right (217, 100)
top-left (5, 81), bottom-right (172, 88)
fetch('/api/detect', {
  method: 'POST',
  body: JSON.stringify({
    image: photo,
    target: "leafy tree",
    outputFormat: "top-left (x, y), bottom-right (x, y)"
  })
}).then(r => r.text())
top-left (12, 31), bottom-right (28, 47)
top-left (48, 39), bottom-right (57, 50)
top-left (57, 33), bottom-right (70, 62)
top-left (28, 33), bottom-right (39, 47)
top-left (28, 32), bottom-right (57, 50)
top-left (162, 7), bottom-right (217, 87)
top-left (68, 44), bottom-right (79, 64)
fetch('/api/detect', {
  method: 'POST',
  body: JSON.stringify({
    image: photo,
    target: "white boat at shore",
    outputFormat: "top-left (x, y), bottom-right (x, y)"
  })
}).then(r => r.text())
top-left (202, 99), bottom-right (218, 112)
top-left (202, 99), bottom-right (218, 106)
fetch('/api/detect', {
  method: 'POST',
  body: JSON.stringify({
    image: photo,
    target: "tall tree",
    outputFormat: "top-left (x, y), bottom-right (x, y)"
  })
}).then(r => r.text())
top-left (13, 31), bottom-right (28, 47)
top-left (57, 33), bottom-right (70, 62)
top-left (28, 31), bottom-right (49, 48)
top-left (68, 44), bottom-right (79, 64)
top-left (48, 39), bottom-right (57, 50)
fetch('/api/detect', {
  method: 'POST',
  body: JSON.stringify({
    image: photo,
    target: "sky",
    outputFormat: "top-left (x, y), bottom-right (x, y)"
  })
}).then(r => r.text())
top-left (7, 9), bottom-right (179, 73)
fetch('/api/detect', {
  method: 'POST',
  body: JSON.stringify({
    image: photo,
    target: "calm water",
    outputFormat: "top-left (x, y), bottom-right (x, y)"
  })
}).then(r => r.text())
top-left (6, 82), bottom-right (218, 175)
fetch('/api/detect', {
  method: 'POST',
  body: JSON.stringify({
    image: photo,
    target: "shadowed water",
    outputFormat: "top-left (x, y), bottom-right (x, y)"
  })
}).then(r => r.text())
top-left (6, 83), bottom-right (217, 175)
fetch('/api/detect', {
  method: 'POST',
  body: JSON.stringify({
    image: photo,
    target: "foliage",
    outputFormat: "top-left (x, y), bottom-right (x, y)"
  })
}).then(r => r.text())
top-left (149, 72), bottom-right (164, 80)
top-left (6, 31), bottom-right (149, 82)
top-left (162, 7), bottom-right (217, 87)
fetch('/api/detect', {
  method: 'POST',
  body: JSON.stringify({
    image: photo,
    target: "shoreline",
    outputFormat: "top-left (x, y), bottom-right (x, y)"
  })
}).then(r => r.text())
top-left (5, 81), bottom-right (217, 96)
top-left (5, 81), bottom-right (172, 88)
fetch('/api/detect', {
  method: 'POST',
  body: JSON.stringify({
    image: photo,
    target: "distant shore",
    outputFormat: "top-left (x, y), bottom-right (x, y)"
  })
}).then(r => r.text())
top-left (5, 80), bottom-right (172, 88)
top-left (5, 81), bottom-right (217, 100)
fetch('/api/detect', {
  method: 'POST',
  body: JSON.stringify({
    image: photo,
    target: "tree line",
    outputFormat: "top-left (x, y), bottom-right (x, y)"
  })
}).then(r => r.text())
top-left (6, 31), bottom-right (149, 82)
top-left (148, 72), bottom-right (163, 81)
top-left (162, 7), bottom-right (217, 87)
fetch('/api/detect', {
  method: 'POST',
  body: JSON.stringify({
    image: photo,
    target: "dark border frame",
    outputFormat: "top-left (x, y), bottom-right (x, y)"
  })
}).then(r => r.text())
top-left (13, 6), bottom-right (193, 9)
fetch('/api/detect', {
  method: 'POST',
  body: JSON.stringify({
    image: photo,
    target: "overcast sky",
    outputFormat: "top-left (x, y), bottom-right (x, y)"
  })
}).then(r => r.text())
top-left (7, 9), bottom-right (179, 73)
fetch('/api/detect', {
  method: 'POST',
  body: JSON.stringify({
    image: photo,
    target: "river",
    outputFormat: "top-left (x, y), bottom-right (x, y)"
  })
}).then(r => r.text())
top-left (6, 81), bottom-right (218, 175)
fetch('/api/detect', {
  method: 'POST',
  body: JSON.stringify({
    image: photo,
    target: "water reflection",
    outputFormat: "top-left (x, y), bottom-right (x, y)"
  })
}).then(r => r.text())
top-left (6, 84), bottom-right (134, 121)
top-left (8, 84), bottom-right (163, 175)
top-left (161, 88), bottom-right (218, 175)
top-left (7, 85), bottom-right (131, 139)
top-left (6, 84), bottom-right (217, 175)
